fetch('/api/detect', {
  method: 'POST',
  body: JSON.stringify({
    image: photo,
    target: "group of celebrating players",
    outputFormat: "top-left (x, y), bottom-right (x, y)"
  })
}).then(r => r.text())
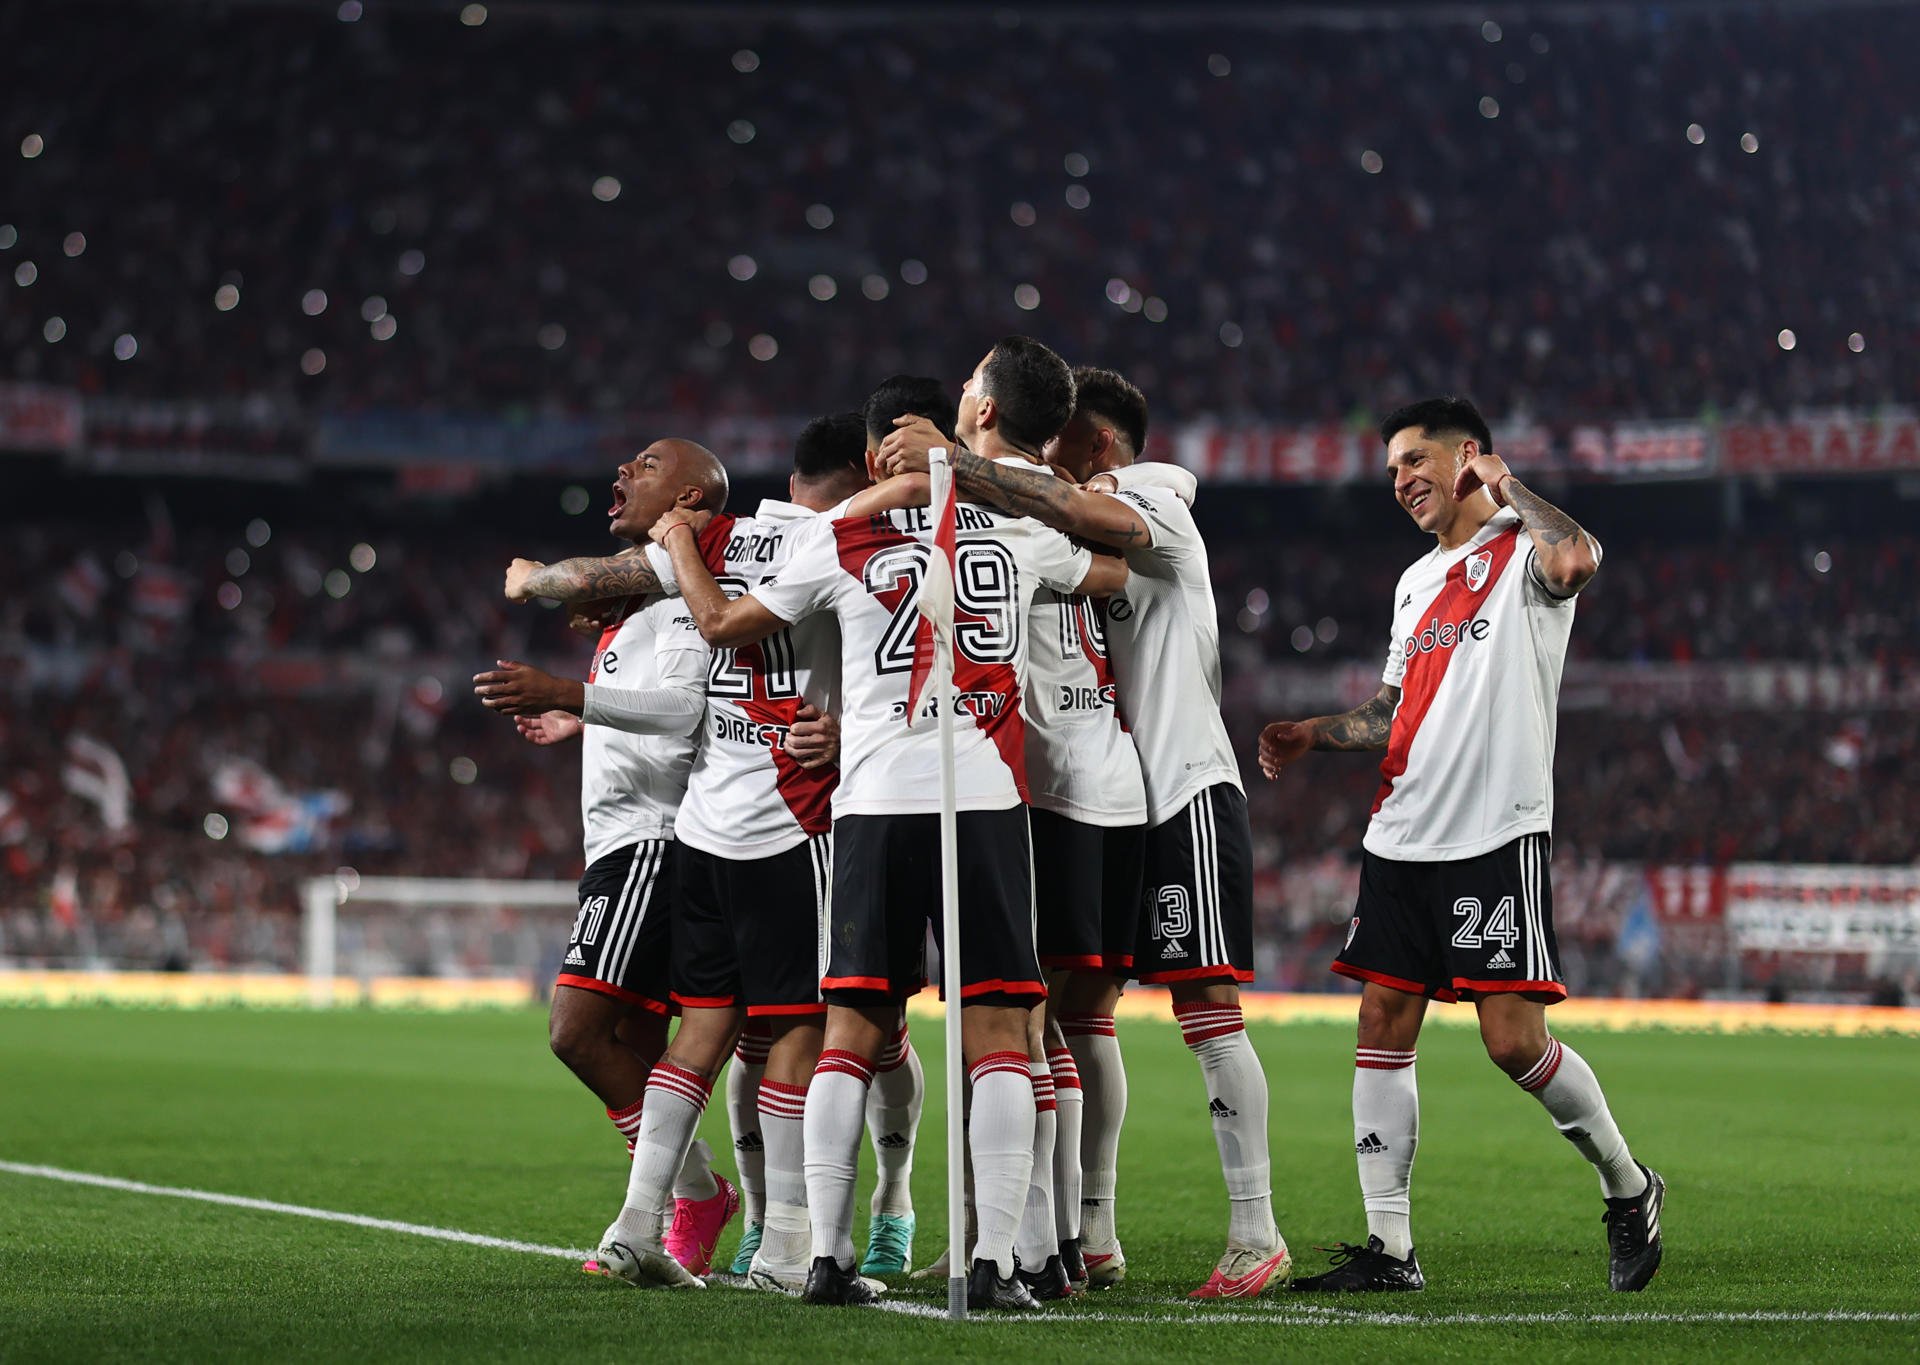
top-left (470, 335), bottom-right (1666, 1311)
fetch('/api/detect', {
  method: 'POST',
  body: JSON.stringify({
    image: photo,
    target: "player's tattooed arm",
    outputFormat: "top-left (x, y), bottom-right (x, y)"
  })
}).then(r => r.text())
top-left (504, 547), bottom-right (660, 604)
top-left (1500, 478), bottom-right (1601, 596)
top-left (1257, 685), bottom-right (1400, 778)
top-left (1452, 450), bottom-right (1599, 596)
top-left (649, 510), bottom-right (786, 648)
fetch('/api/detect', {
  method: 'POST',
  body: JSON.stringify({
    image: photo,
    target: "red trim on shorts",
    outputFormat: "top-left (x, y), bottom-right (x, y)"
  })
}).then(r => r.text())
top-left (555, 974), bottom-right (670, 1014)
top-left (1038, 953), bottom-right (1107, 970)
top-left (958, 978), bottom-right (1047, 1000)
top-left (670, 992), bottom-right (738, 1009)
top-left (1134, 964), bottom-right (1255, 985)
top-left (821, 974), bottom-right (895, 993)
top-left (1451, 977), bottom-right (1569, 1002)
top-left (745, 1002), bottom-right (829, 1018)
top-left (1329, 961), bottom-right (1460, 1004)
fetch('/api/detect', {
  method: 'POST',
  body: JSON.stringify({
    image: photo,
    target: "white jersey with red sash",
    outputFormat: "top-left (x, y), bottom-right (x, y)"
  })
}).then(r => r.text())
top-left (1364, 507), bottom-right (1591, 862)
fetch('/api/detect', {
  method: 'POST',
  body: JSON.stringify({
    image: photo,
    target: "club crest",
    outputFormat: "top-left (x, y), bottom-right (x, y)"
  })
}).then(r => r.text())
top-left (1465, 549), bottom-right (1493, 592)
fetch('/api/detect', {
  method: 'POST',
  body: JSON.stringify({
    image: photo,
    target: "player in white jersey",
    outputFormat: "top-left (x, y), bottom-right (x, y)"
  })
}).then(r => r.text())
top-left (880, 366), bottom-right (1292, 1300)
top-left (654, 337), bottom-right (1127, 1312)
top-left (1258, 397), bottom-right (1663, 1294)
top-left (474, 437), bottom-right (737, 1274)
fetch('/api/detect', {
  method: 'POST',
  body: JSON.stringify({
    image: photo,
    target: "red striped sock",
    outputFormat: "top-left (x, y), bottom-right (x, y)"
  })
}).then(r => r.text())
top-left (607, 1095), bottom-right (645, 1155)
top-left (1173, 999), bottom-right (1245, 1047)
top-left (1356, 1047), bottom-right (1417, 1071)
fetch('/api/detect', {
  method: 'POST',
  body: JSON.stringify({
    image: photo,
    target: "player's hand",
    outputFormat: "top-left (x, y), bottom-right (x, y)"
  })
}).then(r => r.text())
top-left (505, 558), bottom-right (545, 602)
top-left (1452, 450), bottom-right (1515, 506)
top-left (784, 704), bottom-right (840, 769)
top-left (649, 508), bottom-right (712, 546)
top-left (876, 415), bottom-right (945, 478)
top-left (567, 598), bottom-right (623, 639)
top-left (514, 710), bottom-right (583, 746)
top-left (473, 660), bottom-right (581, 716)
top-left (1082, 473), bottom-right (1119, 494)
top-left (1257, 720), bottom-right (1316, 779)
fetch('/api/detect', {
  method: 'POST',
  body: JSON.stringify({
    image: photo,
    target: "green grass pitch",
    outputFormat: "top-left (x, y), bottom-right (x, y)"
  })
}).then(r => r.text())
top-left (1, 1005), bottom-right (1915, 1362)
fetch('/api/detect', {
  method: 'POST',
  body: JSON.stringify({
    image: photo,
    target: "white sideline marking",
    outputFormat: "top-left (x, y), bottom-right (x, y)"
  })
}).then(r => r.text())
top-left (5, 1161), bottom-right (1916, 1329)
top-left (0, 1161), bottom-right (586, 1262)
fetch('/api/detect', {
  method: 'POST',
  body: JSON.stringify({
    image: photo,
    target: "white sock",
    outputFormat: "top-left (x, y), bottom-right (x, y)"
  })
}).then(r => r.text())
top-left (1061, 1013), bottom-right (1125, 1249)
top-left (613, 1062), bottom-right (710, 1244)
top-left (605, 1095), bottom-right (645, 1156)
top-left (1015, 1059), bottom-right (1058, 1270)
top-left (728, 1030), bottom-right (770, 1225)
top-left (968, 1051), bottom-right (1037, 1280)
top-left (757, 1078), bottom-right (810, 1266)
top-left (1518, 1038), bottom-right (1646, 1199)
top-left (1048, 1045), bottom-right (1084, 1242)
top-left (1354, 1047), bottom-right (1419, 1259)
top-left (866, 1023), bottom-right (922, 1219)
top-left (803, 1049), bottom-right (874, 1269)
top-left (1175, 1001), bottom-right (1277, 1250)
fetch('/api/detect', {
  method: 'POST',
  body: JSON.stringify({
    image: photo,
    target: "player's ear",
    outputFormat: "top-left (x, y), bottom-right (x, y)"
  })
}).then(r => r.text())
top-left (975, 393), bottom-right (997, 432)
top-left (675, 485), bottom-right (702, 509)
top-left (1092, 426), bottom-right (1117, 465)
top-left (866, 447), bottom-right (883, 482)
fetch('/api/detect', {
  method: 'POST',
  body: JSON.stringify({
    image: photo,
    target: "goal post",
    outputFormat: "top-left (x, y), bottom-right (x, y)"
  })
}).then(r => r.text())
top-left (301, 873), bottom-right (579, 1008)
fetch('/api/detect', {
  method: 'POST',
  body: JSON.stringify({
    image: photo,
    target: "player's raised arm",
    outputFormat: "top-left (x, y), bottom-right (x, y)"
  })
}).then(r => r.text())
top-left (879, 416), bottom-right (1153, 550)
top-left (505, 546), bottom-right (663, 604)
top-left (1452, 453), bottom-right (1601, 597)
top-left (1257, 684), bottom-right (1402, 779)
top-left (650, 509), bottom-right (787, 647)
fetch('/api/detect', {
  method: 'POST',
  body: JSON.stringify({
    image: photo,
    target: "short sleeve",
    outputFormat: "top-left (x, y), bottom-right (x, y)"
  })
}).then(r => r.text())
top-left (1023, 524), bottom-right (1095, 595)
top-left (1523, 530), bottom-right (1604, 608)
top-left (1109, 485), bottom-right (1197, 559)
top-left (751, 516), bottom-right (840, 625)
top-left (1381, 633), bottom-right (1407, 687)
top-left (644, 544), bottom-right (679, 595)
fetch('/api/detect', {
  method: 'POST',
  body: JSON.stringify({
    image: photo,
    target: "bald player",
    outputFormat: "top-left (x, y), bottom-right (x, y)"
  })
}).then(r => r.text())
top-left (477, 438), bottom-right (739, 1277)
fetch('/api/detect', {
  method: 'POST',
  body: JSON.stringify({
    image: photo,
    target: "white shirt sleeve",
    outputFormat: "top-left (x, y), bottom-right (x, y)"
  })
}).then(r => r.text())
top-left (1107, 485), bottom-right (1195, 559)
top-left (748, 517), bottom-right (839, 625)
top-left (581, 644), bottom-right (707, 737)
top-left (1523, 531), bottom-right (1604, 607)
top-left (644, 544), bottom-right (679, 595)
top-left (1108, 461), bottom-right (1198, 507)
top-left (1022, 523), bottom-right (1096, 595)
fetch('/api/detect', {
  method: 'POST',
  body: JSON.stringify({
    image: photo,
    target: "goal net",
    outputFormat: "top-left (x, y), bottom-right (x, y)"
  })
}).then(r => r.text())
top-left (300, 872), bottom-right (578, 1008)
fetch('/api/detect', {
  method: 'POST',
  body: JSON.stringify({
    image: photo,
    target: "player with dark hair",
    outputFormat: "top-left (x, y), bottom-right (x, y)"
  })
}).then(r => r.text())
top-left (651, 337), bottom-right (1128, 1311)
top-left (473, 438), bottom-right (737, 1279)
top-left (1260, 396), bottom-right (1663, 1294)
top-left (864, 374), bottom-right (959, 449)
top-left (880, 364), bottom-right (1290, 1300)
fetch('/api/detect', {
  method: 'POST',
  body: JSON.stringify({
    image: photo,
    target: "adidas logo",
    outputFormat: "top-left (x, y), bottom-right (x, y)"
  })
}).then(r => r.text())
top-left (876, 1131), bottom-right (910, 1149)
top-left (1356, 1131), bottom-right (1389, 1156)
top-left (734, 1132), bottom-right (764, 1152)
top-left (1400, 593), bottom-right (1413, 608)
top-left (1208, 1097), bottom-right (1237, 1119)
top-left (564, 948), bottom-right (587, 967)
top-left (1486, 948), bottom-right (1515, 970)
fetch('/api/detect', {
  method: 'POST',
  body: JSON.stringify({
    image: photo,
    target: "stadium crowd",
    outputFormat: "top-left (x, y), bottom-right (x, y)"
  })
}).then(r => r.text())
top-left (5, 2), bottom-right (1915, 424)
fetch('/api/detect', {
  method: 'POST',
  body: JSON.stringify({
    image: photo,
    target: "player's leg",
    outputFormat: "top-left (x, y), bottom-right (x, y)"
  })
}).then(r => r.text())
top-left (725, 1021), bottom-right (771, 1271)
top-left (599, 1003), bottom-right (744, 1287)
top-left (1014, 1002), bottom-right (1071, 1298)
top-left (752, 1013), bottom-right (824, 1289)
top-left (1055, 969), bottom-right (1127, 1286)
top-left (1139, 785), bottom-right (1287, 1297)
top-left (801, 1001), bottom-right (892, 1304)
top-left (1464, 833), bottom-right (1661, 1289)
top-left (946, 803), bottom-right (1050, 1311)
top-left (1293, 849), bottom-right (1444, 1293)
top-left (860, 1007), bottom-right (922, 1274)
top-left (1040, 1009), bottom-right (1084, 1281)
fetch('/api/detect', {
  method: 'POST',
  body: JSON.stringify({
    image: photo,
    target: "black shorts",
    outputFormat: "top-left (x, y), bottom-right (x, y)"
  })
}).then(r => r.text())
top-left (673, 835), bottom-right (832, 1017)
top-left (822, 806), bottom-right (1042, 1008)
top-left (1334, 832), bottom-right (1565, 1004)
top-left (1032, 809), bottom-right (1145, 975)
top-left (1135, 783), bottom-right (1255, 986)
top-left (558, 840), bottom-right (674, 1015)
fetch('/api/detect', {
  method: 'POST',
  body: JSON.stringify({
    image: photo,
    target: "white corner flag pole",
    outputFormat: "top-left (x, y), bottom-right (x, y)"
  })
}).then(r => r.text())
top-left (925, 447), bottom-right (968, 1322)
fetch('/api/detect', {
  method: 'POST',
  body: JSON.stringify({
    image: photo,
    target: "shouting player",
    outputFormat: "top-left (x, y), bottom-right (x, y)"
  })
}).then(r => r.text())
top-left (880, 367), bottom-right (1291, 1299)
top-left (473, 438), bottom-right (736, 1274)
top-left (1259, 397), bottom-right (1663, 1294)
top-left (655, 337), bottom-right (1126, 1311)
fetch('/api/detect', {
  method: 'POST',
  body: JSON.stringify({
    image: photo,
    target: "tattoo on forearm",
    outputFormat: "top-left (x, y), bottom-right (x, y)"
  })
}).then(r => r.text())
top-left (1313, 688), bottom-right (1399, 751)
top-left (524, 552), bottom-right (660, 603)
top-left (1501, 479), bottom-right (1586, 549)
top-left (952, 450), bottom-right (1146, 544)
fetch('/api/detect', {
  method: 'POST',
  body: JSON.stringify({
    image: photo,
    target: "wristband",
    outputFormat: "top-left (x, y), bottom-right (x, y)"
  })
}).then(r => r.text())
top-left (1492, 474), bottom-right (1514, 507)
top-left (667, 521), bottom-right (696, 541)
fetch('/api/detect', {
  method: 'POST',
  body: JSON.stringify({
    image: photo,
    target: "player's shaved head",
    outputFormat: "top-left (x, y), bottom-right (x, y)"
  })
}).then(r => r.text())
top-left (648, 437), bottom-right (730, 513)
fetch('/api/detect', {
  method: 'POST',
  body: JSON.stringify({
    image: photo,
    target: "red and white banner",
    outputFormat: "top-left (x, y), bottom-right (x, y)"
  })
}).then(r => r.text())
top-left (1721, 413), bottom-right (1920, 475)
top-left (1722, 864), bottom-right (1920, 955)
top-left (0, 383), bottom-right (83, 452)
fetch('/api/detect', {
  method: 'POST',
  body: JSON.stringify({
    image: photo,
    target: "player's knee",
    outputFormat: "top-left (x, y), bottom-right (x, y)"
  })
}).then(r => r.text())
top-left (1482, 1029), bottom-right (1547, 1079)
top-left (1357, 991), bottom-right (1421, 1050)
top-left (548, 1012), bottom-right (602, 1072)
